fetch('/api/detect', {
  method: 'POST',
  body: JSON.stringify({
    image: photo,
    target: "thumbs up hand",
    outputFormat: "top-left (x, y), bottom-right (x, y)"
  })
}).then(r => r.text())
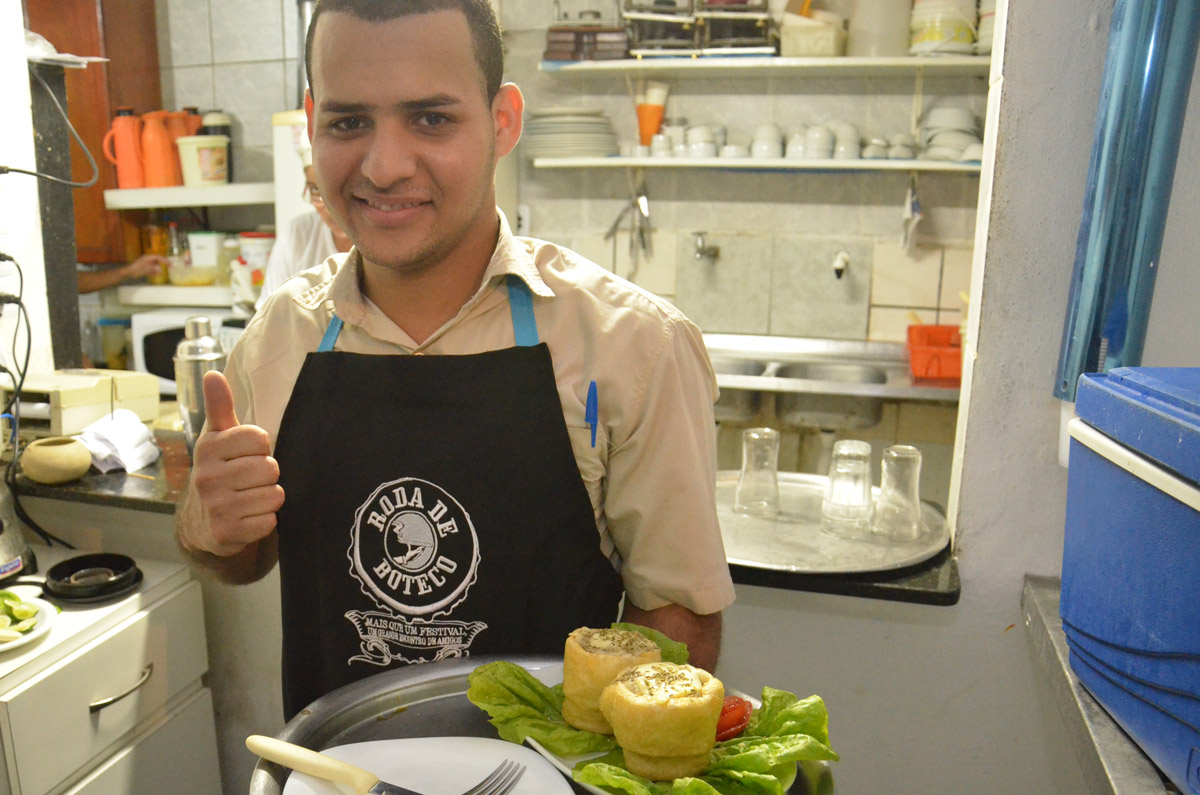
top-left (185, 370), bottom-right (285, 558)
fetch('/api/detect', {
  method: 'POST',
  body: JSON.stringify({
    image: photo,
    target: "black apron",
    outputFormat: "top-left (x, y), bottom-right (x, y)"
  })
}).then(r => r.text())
top-left (273, 275), bottom-right (624, 718)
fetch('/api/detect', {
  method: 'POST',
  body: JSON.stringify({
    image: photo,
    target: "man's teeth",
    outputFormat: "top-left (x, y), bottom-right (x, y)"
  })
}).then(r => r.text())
top-left (366, 199), bottom-right (422, 211)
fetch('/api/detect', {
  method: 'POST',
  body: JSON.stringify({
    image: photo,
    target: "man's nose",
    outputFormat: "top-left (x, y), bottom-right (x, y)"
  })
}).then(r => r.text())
top-left (361, 127), bottom-right (418, 188)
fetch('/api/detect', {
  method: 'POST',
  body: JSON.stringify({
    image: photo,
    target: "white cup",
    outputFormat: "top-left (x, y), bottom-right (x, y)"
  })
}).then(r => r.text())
top-left (805, 125), bottom-right (834, 157)
top-left (888, 144), bottom-right (915, 159)
top-left (688, 140), bottom-right (718, 158)
top-left (862, 143), bottom-right (888, 159)
top-left (834, 140), bottom-right (861, 159)
top-left (686, 124), bottom-right (715, 145)
top-left (634, 144), bottom-right (651, 157)
top-left (662, 119), bottom-right (688, 148)
top-left (831, 121), bottom-right (859, 144)
top-left (752, 122), bottom-right (783, 143)
top-left (720, 143), bottom-right (750, 158)
top-left (649, 134), bottom-right (671, 157)
top-left (751, 139), bottom-right (782, 159)
top-left (672, 143), bottom-right (688, 157)
top-left (785, 140), bottom-right (806, 159)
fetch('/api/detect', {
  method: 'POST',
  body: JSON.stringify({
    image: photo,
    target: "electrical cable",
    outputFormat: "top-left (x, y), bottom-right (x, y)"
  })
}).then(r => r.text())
top-left (0, 256), bottom-right (72, 548)
top-left (0, 65), bottom-right (99, 189)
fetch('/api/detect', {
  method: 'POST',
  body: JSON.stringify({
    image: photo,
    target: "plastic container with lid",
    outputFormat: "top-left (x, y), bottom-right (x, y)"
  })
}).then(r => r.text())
top-left (906, 325), bottom-right (961, 381)
top-left (909, 0), bottom-right (976, 55)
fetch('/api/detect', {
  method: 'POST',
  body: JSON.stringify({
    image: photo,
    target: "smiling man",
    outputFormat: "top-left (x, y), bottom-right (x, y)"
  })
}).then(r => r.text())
top-left (175, 0), bottom-right (735, 720)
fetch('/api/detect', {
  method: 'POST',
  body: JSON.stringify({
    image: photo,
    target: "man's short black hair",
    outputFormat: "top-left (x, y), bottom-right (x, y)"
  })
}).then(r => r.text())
top-left (305, 0), bottom-right (504, 102)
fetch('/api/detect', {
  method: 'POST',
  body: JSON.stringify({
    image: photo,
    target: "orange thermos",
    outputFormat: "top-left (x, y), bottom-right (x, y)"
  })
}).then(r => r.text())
top-left (101, 107), bottom-right (144, 189)
top-left (182, 106), bottom-right (204, 135)
top-left (142, 110), bottom-right (182, 187)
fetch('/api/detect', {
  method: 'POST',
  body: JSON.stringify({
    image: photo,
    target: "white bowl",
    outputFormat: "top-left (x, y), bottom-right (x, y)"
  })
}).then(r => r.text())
top-left (925, 129), bottom-right (981, 150)
top-left (924, 106), bottom-right (978, 132)
top-left (960, 142), bottom-right (985, 161)
top-left (720, 144), bottom-right (750, 158)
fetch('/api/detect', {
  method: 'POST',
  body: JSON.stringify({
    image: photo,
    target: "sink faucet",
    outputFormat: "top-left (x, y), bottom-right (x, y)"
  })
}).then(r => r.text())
top-left (694, 232), bottom-right (720, 262)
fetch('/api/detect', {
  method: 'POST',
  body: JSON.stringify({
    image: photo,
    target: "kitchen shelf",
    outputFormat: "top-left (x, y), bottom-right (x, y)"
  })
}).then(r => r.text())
top-left (117, 284), bottom-right (234, 307)
top-left (531, 156), bottom-right (982, 174)
top-left (539, 55), bottom-right (992, 79)
top-left (103, 181), bottom-right (274, 210)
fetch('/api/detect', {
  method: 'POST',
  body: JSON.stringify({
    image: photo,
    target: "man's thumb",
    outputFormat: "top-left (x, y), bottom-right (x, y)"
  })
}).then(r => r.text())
top-left (202, 370), bottom-right (240, 432)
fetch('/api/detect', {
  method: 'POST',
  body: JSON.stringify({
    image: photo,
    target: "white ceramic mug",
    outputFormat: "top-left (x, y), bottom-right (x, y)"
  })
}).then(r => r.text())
top-left (688, 140), bottom-right (718, 158)
top-left (805, 125), bottom-right (834, 157)
top-left (751, 139), bottom-right (783, 159)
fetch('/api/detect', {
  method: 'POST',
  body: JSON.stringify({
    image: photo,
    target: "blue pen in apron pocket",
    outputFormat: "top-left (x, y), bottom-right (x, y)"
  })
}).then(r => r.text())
top-left (586, 380), bottom-right (598, 448)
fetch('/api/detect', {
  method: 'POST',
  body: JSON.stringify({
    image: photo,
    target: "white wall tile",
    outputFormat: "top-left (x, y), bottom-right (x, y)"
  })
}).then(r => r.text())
top-left (210, 0), bottom-right (284, 63)
top-left (613, 229), bottom-right (676, 297)
top-left (940, 245), bottom-right (973, 310)
top-left (868, 307), bottom-right (912, 342)
top-left (213, 62), bottom-right (288, 149)
top-left (159, 0), bottom-right (212, 67)
top-left (160, 66), bottom-right (215, 113)
top-left (871, 240), bottom-right (941, 307)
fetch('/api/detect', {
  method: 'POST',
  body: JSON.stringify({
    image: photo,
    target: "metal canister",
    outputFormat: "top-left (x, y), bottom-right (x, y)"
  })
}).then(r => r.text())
top-left (174, 317), bottom-right (227, 455)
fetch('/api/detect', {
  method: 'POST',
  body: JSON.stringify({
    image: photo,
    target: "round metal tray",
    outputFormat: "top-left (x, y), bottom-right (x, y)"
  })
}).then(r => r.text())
top-left (717, 470), bottom-right (950, 574)
top-left (248, 655), bottom-right (834, 795)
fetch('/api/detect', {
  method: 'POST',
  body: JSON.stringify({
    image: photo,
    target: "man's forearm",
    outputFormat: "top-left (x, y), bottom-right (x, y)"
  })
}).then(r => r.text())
top-left (623, 602), bottom-right (722, 672)
top-left (175, 484), bottom-right (276, 584)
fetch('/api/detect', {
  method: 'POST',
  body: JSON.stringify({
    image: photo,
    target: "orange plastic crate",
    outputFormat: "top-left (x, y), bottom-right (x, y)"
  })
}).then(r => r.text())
top-left (907, 325), bottom-right (962, 381)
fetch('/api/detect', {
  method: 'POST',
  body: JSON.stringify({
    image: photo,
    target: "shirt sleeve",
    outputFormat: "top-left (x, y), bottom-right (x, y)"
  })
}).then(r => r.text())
top-left (603, 315), bottom-right (736, 615)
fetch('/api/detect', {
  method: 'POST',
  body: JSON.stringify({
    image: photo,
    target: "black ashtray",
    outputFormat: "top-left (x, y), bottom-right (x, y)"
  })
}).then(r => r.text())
top-left (44, 553), bottom-right (143, 603)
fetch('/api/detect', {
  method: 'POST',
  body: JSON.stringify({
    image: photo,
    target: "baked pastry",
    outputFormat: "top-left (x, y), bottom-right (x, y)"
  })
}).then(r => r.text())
top-left (599, 661), bottom-right (725, 780)
top-left (562, 627), bottom-right (662, 734)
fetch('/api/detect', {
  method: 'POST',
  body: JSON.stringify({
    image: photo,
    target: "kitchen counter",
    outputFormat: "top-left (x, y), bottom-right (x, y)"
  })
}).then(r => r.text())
top-left (11, 429), bottom-right (959, 606)
top-left (1021, 575), bottom-right (1179, 794)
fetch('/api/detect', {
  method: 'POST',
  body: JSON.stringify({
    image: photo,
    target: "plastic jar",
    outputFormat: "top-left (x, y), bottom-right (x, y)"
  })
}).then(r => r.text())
top-left (910, 0), bottom-right (976, 55)
top-left (96, 316), bottom-right (132, 370)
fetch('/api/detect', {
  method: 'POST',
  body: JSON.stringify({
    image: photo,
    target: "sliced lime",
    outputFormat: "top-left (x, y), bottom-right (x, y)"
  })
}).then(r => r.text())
top-left (0, 615), bottom-right (10, 629)
top-left (11, 617), bottom-right (36, 633)
top-left (9, 603), bottom-right (37, 621)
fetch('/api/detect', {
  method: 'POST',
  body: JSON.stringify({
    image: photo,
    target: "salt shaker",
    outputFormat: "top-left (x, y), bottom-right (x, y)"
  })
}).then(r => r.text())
top-left (735, 427), bottom-right (781, 516)
top-left (174, 317), bottom-right (226, 456)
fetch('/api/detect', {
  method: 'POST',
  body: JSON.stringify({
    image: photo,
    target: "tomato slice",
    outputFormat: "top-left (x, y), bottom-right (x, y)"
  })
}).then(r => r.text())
top-left (715, 696), bottom-right (753, 742)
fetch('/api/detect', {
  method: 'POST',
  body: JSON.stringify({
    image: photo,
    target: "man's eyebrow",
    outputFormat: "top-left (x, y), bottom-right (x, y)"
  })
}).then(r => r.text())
top-left (317, 95), bottom-right (463, 114)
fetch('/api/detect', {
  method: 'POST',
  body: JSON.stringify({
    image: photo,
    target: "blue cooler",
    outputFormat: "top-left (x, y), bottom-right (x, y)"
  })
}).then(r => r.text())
top-left (1061, 367), bottom-right (1200, 793)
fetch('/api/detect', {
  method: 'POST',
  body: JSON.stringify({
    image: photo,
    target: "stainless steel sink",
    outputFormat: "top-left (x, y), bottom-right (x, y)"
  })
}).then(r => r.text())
top-left (704, 333), bottom-right (959, 429)
top-left (775, 362), bottom-right (888, 429)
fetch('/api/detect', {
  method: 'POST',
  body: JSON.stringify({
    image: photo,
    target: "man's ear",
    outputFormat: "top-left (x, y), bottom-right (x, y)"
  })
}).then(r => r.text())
top-left (304, 89), bottom-right (315, 143)
top-left (492, 83), bottom-right (524, 159)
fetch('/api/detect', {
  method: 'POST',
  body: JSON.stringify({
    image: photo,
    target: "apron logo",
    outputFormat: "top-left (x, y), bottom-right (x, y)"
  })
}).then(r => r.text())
top-left (349, 477), bottom-right (480, 617)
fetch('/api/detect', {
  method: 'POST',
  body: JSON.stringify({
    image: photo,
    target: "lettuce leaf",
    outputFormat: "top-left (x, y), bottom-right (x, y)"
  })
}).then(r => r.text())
top-left (465, 661), bottom-right (617, 756)
top-left (609, 622), bottom-right (690, 665)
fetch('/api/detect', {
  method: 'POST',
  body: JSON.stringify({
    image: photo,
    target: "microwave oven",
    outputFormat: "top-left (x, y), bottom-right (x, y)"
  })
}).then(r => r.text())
top-left (130, 308), bottom-right (246, 395)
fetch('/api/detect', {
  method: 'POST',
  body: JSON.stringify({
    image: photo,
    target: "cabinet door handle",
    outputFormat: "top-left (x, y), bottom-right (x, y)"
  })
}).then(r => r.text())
top-left (89, 662), bottom-right (154, 713)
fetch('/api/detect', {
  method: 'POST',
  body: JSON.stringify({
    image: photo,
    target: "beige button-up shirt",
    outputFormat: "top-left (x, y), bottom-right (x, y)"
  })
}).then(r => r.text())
top-left (225, 213), bottom-right (735, 615)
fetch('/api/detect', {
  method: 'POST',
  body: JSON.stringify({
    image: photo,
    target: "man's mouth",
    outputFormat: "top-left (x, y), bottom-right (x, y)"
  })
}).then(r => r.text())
top-left (358, 196), bottom-right (428, 212)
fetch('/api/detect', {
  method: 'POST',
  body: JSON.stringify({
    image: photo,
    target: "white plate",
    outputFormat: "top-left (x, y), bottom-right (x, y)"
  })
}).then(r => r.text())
top-left (280, 736), bottom-right (571, 795)
top-left (0, 597), bottom-right (55, 653)
top-left (523, 662), bottom-right (767, 795)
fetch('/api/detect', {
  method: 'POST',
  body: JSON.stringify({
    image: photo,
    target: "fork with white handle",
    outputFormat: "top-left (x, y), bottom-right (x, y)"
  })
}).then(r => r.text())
top-left (246, 735), bottom-right (525, 795)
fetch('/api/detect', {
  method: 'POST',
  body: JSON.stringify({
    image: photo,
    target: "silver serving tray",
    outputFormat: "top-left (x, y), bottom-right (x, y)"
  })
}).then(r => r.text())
top-left (248, 655), bottom-right (835, 795)
top-left (717, 471), bottom-right (950, 574)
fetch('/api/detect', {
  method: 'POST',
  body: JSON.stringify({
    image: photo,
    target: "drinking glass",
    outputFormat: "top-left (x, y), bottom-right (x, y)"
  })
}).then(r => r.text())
top-left (735, 427), bottom-right (780, 516)
top-left (821, 439), bottom-right (873, 538)
top-left (872, 444), bottom-right (923, 540)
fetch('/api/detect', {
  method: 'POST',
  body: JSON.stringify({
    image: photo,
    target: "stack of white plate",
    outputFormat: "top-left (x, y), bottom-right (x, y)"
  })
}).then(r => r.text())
top-left (918, 105), bottom-right (983, 162)
top-left (522, 107), bottom-right (619, 160)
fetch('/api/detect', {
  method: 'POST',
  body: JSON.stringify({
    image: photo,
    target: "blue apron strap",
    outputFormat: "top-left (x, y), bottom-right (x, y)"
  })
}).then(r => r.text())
top-left (317, 314), bottom-right (344, 352)
top-left (506, 274), bottom-right (539, 347)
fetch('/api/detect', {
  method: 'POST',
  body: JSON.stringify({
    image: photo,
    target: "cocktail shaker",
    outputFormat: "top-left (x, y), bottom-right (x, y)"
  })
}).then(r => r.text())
top-left (174, 317), bottom-right (226, 455)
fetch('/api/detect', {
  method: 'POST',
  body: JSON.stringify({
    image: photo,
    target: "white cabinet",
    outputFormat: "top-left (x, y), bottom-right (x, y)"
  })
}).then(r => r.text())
top-left (0, 550), bottom-right (220, 795)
